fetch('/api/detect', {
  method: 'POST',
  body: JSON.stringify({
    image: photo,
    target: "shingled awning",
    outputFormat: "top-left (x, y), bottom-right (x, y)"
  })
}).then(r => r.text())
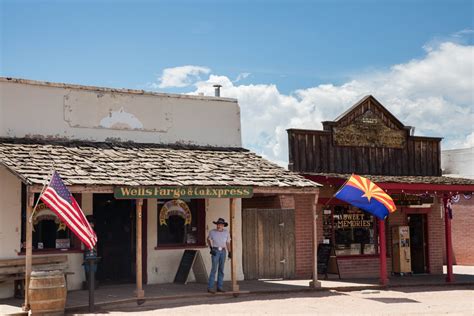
top-left (303, 172), bottom-right (474, 192)
top-left (0, 138), bottom-right (320, 189)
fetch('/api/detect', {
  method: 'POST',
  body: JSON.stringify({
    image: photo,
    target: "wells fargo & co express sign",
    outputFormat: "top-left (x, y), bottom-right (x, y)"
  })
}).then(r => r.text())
top-left (114, 186), bottom-right (254, 199)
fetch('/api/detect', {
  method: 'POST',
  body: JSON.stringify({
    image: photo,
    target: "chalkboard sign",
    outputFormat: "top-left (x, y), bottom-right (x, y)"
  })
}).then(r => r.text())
top-left (316, 243), bottom-right (341, 279)
top-left (173, 250), bottom-right (208, 284)
top-left (174, 250), bottom-right (197, 284)
top-left (317, 243), bottom-right (332, 276)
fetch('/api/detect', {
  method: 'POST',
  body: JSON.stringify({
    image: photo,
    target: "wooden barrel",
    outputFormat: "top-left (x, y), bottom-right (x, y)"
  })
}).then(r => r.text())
top-left (29, 270), bottom-right (67, 315)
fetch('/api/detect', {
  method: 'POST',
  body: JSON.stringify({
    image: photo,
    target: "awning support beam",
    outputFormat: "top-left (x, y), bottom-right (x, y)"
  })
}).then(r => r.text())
top-left (22, 188), bottom-right (34, 311)
top-left (310, 194), bottom-right (321, 288)
top-left (443, 196), bottom-right (454, 283)
top-left (379, 219), bottom-right (388, 286)
top-left (229, 198), bottom-right (239, 292)
top-left (136, 199), bottom-right (145, 301)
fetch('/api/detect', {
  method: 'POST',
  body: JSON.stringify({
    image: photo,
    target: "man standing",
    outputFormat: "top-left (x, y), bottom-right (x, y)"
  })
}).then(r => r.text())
top-left (207, 218), bottom-right (231, 293)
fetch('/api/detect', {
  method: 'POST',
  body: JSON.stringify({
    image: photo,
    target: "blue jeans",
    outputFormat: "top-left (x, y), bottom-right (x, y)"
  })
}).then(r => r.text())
top-left (208, 248), bottom-right (226, 290)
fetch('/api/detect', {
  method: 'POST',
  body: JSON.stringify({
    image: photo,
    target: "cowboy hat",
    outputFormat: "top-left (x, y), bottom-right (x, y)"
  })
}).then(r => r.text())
top-left (213, 218), bottom-right (228, 227)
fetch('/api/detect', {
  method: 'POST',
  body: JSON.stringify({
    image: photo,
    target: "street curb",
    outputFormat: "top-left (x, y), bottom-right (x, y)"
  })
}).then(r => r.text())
top-left (64, 281), bottom-right (474, 314)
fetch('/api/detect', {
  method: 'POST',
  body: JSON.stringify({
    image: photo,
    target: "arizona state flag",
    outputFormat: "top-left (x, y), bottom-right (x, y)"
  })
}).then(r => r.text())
top-left (335, 174), bottom-right (396, 220)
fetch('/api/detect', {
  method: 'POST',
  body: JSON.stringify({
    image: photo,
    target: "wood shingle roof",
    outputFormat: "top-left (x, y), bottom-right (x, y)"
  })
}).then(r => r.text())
top-left (0, 138), bottom-right (320, 188)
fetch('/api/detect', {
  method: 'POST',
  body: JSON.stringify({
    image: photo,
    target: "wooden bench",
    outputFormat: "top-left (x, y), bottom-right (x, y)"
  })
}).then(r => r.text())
top-left (0, 255), bottom-right (73, 298)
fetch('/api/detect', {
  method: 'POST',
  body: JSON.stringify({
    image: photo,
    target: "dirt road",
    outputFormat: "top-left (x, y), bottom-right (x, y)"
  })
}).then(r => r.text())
top-left (71, 285), bottom-right (473, 315)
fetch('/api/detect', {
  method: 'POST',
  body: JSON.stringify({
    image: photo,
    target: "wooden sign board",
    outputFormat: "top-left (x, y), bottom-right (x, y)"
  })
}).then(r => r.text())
top-left (174, 250), bottom-right (208, 284)
top-left (115, 186), bottom-right (253, 199)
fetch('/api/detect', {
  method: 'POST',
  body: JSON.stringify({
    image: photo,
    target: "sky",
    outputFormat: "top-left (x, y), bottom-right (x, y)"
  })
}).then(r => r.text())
top-left (1, 0), bottom-right (473, 166)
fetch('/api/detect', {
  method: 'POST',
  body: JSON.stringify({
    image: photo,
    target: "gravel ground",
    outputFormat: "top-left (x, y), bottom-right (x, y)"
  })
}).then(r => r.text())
top-left (71, 285), bottom-right (474, 315)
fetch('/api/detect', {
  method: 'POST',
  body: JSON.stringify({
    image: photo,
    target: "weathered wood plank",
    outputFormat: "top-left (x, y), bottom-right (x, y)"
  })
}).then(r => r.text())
top-left (0, 263), bottom-right (68, 275)
top-left (413, 140), bottom-right (421, 175)
top-left (305, 134), bottom-right (312, 173)
top-left (313, 134), bottom-right (321, 172)
top-left (299, 135), bottom-right (307, 172)
top-left (257, 212), bottom-right (264, 278)
top-left (328, 136), bottom-right (335, 172)
top-left (408, 139), bottom-right (415, 175)
top-left (426, 141), bottom-right (433, 176)
top-left (286, 209), bottom-right (296, 279)
top-left (0, 255), bottom-right (67, 268)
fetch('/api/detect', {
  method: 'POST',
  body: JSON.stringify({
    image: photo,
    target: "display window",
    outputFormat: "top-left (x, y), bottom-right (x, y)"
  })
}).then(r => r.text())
top-left (323, 205), bottom-right (378, 256)
top-left (20, 186), bottom-right (80, 252)
top-left (157, 199), bottom-right (206, 247)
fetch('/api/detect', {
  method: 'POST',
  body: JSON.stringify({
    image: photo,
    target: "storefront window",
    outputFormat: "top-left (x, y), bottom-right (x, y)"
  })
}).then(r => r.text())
top-left (157, 199), bottom-right (205, 247)
top-left (322, 206), bottom-right (378, 256)
top-left (21, 186), bottom-right (78, 251)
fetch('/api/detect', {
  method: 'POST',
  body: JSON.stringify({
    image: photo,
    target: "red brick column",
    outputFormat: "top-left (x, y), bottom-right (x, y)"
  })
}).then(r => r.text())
top-left (294, 193), bottom-right (319, 278)
top-left (428, 199), bottom-right (445, 274)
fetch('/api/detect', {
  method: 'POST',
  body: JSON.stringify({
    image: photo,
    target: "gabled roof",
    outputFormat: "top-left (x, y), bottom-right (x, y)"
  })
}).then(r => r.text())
top-left (333, 95), bottom-right (407, 130)
top-left (0, 138), bottom-right (320, 188)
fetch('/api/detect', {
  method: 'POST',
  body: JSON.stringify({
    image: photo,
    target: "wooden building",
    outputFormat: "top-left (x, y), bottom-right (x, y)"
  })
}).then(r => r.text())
top-left (287, 95), bottom-right (474, 282)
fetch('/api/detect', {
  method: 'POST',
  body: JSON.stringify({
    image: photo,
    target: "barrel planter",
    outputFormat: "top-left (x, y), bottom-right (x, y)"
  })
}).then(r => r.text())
top-left (28, 270), bottom-right (67, 315)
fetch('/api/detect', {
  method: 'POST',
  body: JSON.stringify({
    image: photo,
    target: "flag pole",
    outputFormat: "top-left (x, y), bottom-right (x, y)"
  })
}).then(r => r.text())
top-left (323, 174), bottom-right (353, 207)
top-left (28, 169), bottom-right (55, 223)
top-left (24, 168), bottom-right (54, 312)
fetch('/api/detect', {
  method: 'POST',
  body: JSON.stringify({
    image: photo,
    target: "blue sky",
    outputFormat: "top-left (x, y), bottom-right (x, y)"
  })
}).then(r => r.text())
top-left (1, 0), bottom-right (473, 164)
top-left (1, 0), bottom-right (472, 92)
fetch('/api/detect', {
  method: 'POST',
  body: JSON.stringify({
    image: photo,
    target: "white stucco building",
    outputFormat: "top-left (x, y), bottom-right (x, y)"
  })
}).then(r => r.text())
top-left (442, 147), bottom-right (474, 179)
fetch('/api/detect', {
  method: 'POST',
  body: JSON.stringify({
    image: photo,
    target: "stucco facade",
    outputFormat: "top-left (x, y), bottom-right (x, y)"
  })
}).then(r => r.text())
top-left (0, 78), bottom-right (242, 147)
top-left (0, 78), bottom-right (245, 298)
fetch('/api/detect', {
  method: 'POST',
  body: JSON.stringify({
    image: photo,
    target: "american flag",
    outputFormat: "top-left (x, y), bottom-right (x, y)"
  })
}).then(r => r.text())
top-left (40, 171), bottom-right (97, 249)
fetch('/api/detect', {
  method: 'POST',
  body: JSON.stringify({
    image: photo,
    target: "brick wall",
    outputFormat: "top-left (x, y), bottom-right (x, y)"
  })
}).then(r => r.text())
top-left (450, 198), bottom-right (474, 265)
top-left (294, 194), bottom-right (318, 278)
top-left (337, 257), bottom-right (392, 278)
top-left (427, 199), bottom-right (445, 274)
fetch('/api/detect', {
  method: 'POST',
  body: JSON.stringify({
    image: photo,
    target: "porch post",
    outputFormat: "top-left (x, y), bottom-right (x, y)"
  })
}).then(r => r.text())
top-left (378, 219), bottom-right (388, 286)
top-left (443, 196), bottom-right (454, 283)
top-left (23, 188), bottom-right (34, 311)
top-left (135, 199), bottom-right (145, 300)
top-left (229, 198), bottom-right (239, 292)
top-left (310, 194), bottom-right (321, 288)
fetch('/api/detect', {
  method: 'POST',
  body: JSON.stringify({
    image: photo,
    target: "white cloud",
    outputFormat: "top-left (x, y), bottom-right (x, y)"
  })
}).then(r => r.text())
top-left (452, 28), bottom-right (474, 38)
top-left (464, 132), bottom-right (474, 148)
top-left (234, 72), bottom-right (251, 82)
top-left (154, 41), bottom-right (473, 167)
top-left (153, 65), bottom-right (211, 89)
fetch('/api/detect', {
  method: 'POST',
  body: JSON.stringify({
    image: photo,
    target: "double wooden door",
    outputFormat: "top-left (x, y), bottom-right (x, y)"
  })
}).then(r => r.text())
top-left (242, 209), bottom-right (296, 279)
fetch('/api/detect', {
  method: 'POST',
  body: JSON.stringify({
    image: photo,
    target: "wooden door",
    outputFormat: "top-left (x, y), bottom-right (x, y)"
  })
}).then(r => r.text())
top-left (408, 214), bottom-right (428, 274)
top-left (242, 209), bottom-right (295, 279)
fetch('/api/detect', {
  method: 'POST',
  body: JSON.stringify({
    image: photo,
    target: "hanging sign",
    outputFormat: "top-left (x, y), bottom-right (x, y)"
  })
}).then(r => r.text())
top-left (33, 203), bottom-right (67, 232)
top-left (115, 186), bottom-right (253, 199)
top-left (159, 199), bottom-right (192, 226)
top-left (391, 194), bottom-right (434, 206)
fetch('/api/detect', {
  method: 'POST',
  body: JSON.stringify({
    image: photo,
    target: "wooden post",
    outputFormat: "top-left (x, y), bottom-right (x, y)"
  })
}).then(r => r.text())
top-left (379, 219), bottom-right (388, 286)
top-left (310, 194), bottom-right (321, 288)
top-left (443, 196), bottom-right (454, 283)
top-left (229, 198), bottom-right (239, 292)
top-left (23, 188), bottom-right (34, 311)
top-left (135, 199), bottom-right (145, 300)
